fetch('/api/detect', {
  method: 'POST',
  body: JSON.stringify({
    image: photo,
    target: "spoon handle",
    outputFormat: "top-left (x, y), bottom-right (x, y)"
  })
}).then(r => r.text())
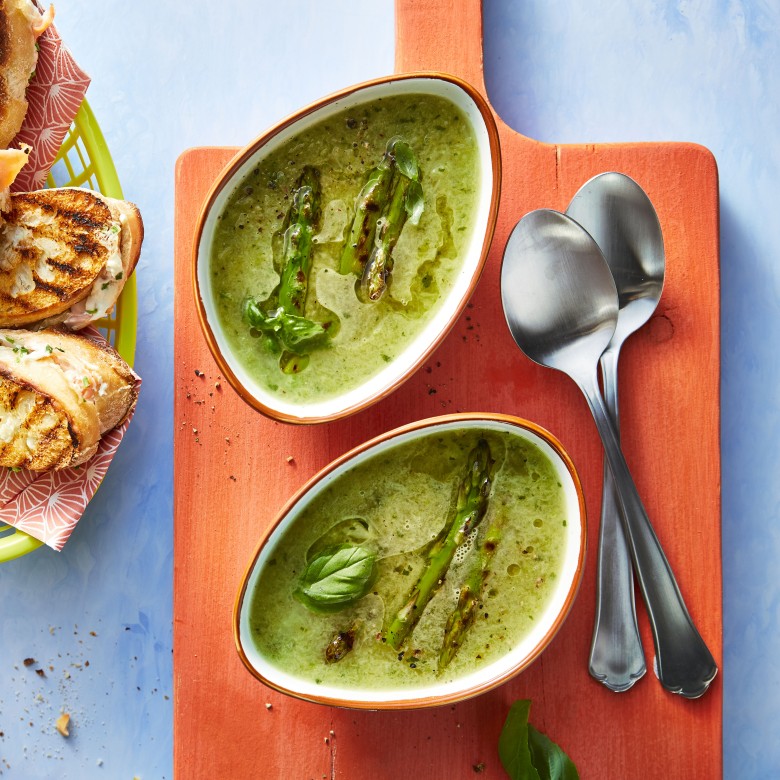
top-left (588, 348), bottom-right (646, 691)
top-left (581, 373), bottom-right (718, 699)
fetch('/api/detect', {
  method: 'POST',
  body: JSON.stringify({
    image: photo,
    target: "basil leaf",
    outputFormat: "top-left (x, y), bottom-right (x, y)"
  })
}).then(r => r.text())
top-left (498, 700), bottom-right (579, 780)
top-left (404, 179), bottom-right (425, 225)
top-left (498, 700), bottom-right (540, 780)
top-left (295, 544), bottom-right (377, 613)
top-left (275, 311), bottom-right (329, 352)
top-left (527, 726), bottom-right (579, 780)
top-left (244, 301), bottom-right (329, 354)
top-left (393, 140), bottom-right (419, 180)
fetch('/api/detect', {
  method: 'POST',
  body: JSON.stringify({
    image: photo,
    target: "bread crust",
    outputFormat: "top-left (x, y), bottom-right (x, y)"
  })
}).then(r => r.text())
top-left (105, 197), bottom-right (144, 280)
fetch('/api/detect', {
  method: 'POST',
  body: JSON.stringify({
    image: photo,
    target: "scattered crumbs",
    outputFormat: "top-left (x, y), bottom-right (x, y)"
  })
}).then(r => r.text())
top-left (23, 658), bottom-right (35, 667)
top-left (215, 381), bottom-right (221, 390)
top-left (324, 737), bottom-right (329, 745)
top-left (427, 387), bottom-right (437, 395)
top-left (96, 758), bottom-right (103, 766)
top-left (286, 455), bottom-right (295, 464)
top-left (473, 762), bottom-right (485, 773)
top-left (225, 437), bottom-right (230, 443)
top-left (194, 369), bottom-right (203, 377)
top-left (35, 668), bottom-right (45, 678)
top-left (192, 428), bottom-right (198, 434)
top-left (329, 730), bottom-right (335, 737)
top-left (265, 703), bottom-right (272, 710)
top-left (89, 631), bottom-right (97, 637)
top-left (229, 475), bottom-right (237, 482)
top-left (55, 713), bottom-right (70, 737)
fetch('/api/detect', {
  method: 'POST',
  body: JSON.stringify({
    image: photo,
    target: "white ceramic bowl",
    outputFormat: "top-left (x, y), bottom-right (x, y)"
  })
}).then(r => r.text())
top-left (234, 414), bottom-right (586, 709)
top-left (194, 73), bottom-right (501, 423)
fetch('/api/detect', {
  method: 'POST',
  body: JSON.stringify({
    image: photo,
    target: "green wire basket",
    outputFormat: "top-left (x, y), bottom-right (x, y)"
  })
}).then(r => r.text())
top-left (0, 99), bottom-right (138, 563)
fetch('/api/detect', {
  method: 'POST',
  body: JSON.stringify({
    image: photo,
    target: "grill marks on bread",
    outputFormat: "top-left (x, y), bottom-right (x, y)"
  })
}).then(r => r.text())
top-left (0, 365), bottom-right (81, 472)
top-left (0, 328), bottom-right (137, 471)
top-left (0, 190), bottom-right (114, 325)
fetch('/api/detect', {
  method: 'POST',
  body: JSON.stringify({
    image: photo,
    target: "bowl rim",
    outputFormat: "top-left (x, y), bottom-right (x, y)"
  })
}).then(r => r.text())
top-left (192, 71), bottom-right (502, 424)
top-left (233, 412), bottom-right (587, 710)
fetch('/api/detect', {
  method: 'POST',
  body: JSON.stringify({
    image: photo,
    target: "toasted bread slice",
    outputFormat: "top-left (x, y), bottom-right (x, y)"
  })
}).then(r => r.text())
top-left (0, 0), bottom-right (42, 149)
top-left (0, 188), bottom-right (143, 328)
top-left (0, 328), bottom-right (137, 471)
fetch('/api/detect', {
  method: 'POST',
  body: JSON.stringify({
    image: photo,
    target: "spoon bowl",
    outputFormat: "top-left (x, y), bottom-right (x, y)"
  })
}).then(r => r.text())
top-left (567, 172), bottom-right (665, 342)
top-left (500, 209), bottom-right (618, 378)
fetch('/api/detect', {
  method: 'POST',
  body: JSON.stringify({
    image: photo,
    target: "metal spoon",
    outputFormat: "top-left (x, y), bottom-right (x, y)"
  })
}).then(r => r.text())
top-left (500, 209), bottom-right (717, 699)
top-left (566, 172), bottom-right (665, 692)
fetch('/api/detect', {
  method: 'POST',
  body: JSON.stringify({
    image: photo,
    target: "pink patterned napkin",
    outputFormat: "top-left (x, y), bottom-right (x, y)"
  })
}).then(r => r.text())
top-left (11, 3), bottom-right (91, 192)
top-left (0, 13), bottom-right (136, 551)
top-left (0, 330), bottom-right (141, 551)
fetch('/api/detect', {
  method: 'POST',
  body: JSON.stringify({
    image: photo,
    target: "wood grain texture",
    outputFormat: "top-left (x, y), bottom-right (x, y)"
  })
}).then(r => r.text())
top-left (174, 0), bottom-right (721, 776)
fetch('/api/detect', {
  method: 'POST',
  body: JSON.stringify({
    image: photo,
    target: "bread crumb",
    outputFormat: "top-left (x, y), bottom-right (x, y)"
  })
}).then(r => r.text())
top-left (286, 455), bottom-right (295, 463)
top-left (55, 713), bottom-right (70, 737)
top-left (265, 703), bottom-right (272, 710)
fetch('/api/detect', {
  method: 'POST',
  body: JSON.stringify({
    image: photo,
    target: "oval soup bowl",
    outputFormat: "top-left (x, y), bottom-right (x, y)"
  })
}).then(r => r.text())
top-left (194, 73), bottom-right (501, 423)
top-left (234, 413), bottom-right (586, 710)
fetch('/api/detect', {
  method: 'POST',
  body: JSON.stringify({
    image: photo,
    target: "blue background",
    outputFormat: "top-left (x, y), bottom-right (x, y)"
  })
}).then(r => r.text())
top-left (0, 1), bottom-right (777, 777)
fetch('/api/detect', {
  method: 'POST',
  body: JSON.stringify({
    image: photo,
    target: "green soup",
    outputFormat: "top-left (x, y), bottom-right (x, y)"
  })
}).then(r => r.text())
top-left (248, 427), bottom-right (569, 690)
top-left (211, 93), bottom-right (480, 404)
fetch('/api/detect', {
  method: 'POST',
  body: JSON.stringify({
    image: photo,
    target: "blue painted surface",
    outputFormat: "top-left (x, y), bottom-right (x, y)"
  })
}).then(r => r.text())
top-left (0, 1), bottom-right (777, 777)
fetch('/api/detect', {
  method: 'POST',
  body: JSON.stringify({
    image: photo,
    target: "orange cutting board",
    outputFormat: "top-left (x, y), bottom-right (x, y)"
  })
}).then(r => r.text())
top-left (173, 1), bottom-right (721, 776)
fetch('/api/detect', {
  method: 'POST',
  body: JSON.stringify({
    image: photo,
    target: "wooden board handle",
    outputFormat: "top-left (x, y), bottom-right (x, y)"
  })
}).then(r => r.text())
top-left (395, 0), bottom-right (487, 94)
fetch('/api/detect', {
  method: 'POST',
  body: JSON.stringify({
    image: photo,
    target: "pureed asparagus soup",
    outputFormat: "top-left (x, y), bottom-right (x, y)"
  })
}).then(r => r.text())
top-left (247, 425), bottom-right (571, 691)
top-left (210, 93), bottom-right (480, 404)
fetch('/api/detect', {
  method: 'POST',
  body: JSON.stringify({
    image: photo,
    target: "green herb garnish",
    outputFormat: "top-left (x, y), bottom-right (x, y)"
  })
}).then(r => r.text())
top-left (498, 700), bottom-right (579, 780)
top-left (294, 544), bottom-right (377, 614)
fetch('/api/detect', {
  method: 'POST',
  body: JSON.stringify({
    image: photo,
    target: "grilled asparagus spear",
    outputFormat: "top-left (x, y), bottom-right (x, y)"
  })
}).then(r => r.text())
top-left (359, 141), bottom-right (424, 302)
top-left (439, 519), bottom-right (501, 669)
top-left (278, 165), bottom-right (321, 316)
top-left (386, 439), bottom-right (494, 650)
top-left (340, 138), bottom-right (424, 297)
top-left (244, 166), bottom-right (330, 371)
top-left (339, 145), bottom-right (395, 276)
